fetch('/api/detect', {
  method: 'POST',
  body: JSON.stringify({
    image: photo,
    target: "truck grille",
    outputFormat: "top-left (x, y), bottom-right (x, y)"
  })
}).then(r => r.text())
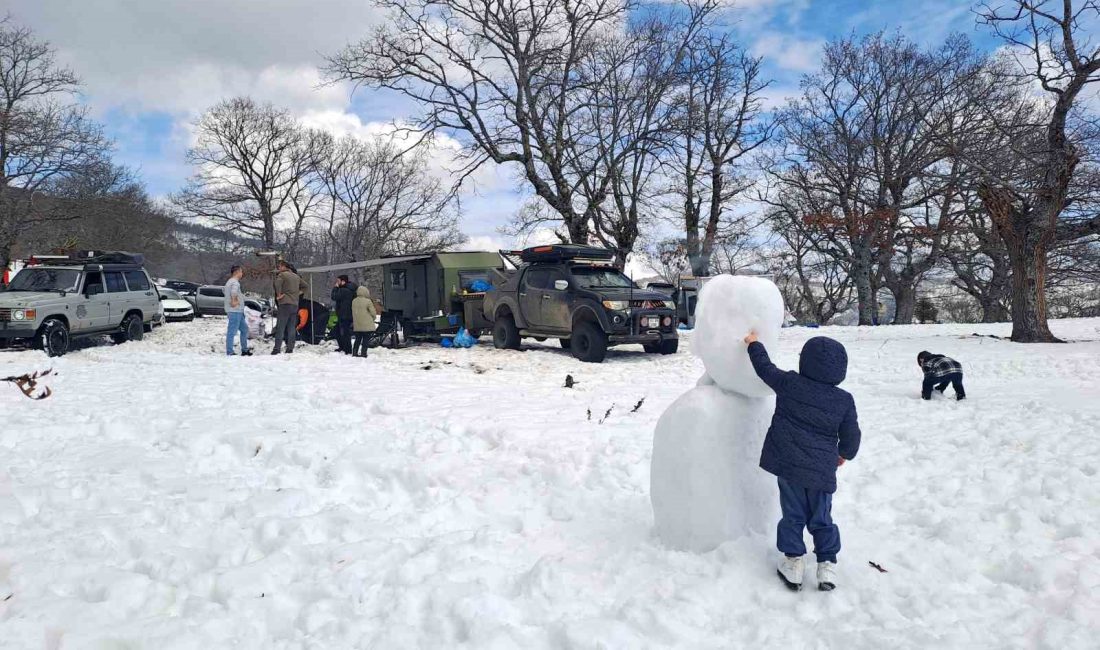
top-left (631, 300), bottom-right (668, 310)
top-left (0, 309), bottom-right (10, 322)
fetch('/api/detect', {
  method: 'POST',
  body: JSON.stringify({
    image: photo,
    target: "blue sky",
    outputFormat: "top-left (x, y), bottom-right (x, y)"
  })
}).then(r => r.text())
top-left (9, 0), bottom-right (1007, 249)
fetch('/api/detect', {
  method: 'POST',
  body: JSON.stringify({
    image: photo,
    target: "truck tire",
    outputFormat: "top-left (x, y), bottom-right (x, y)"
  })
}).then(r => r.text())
top-left (111, 313), bottom-right (145, 344)
top-left (659, 339), bottom-right (679, 355)
top-left (38, 319), bottom-right (70, 357)
top-left (570, 321), bottom-right (608, 363)
top-left (493, 315), bottom-right (521, 350)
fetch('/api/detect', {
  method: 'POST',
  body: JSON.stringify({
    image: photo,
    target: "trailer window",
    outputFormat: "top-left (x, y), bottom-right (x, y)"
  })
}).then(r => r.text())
top-left (458, 270), bottom-right (491, 291)
top-left (390, 269), bottom-right (407, 290)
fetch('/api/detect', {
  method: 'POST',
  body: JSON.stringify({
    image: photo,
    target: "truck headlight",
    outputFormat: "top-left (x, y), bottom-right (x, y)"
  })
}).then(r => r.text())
top-left (602, 300), bottom-right (629, 311)
top-left (12, 309), bottom-right (25, 321)
top-left (663, 300), bottom-right (675, 309)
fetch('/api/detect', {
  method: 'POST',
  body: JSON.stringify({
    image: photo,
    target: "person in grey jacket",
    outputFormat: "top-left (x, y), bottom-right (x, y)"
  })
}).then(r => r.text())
top-left (224, 265), bottom-right (252, 356)
top-left (272, 260), bottom-right (306, 355)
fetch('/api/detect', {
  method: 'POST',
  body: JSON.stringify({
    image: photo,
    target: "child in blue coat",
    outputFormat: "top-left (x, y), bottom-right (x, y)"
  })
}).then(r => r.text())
top-left (744, 332), bottom-right (861, 592)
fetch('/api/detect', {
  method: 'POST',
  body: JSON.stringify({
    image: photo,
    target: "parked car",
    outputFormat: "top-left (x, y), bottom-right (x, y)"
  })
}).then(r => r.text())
top-left (159, 279), bottom-right (200, 295)
top-left (484, 245), bottom-right (678, 363)
top-left (186, 285), bottom-right (227, 316)
top-left (157, 287), bottom-right (195, 322)
top-left (0, 251), bottom-right (160, 356)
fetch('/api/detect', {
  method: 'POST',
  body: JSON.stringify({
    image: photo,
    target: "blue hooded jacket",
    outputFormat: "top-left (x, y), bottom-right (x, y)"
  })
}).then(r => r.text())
top-left (748, 337), bottom-right (861, 493)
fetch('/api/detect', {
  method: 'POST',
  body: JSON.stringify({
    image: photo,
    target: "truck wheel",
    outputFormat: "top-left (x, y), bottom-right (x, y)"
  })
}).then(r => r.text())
top-left (559, 338), bottom-right (571, 349)
top-left (111, 314), bottom-right (144, 344)
top-left (571, 322), bottom-right (608, 363)
top-left (643, 343), bottom-right (660, 354)
top-left (38, 319), bottom-right (71, 357)
top-left (659, 339), bottom-right (679, 355)
top-left (493, 315), bottom-right (521, 350)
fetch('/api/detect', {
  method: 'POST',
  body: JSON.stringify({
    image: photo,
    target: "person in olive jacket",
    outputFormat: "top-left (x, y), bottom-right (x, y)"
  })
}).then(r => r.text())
top-left (272, 260), bottom-right (307, 355)
top-left (351, 286), bottom-right (378, 357)
top-left (744, 332), bottom-right (861, 593)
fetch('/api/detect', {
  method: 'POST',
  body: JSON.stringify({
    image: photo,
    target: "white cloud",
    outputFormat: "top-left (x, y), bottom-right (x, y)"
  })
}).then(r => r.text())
top-left (751, 33), bottom-right (824, 72)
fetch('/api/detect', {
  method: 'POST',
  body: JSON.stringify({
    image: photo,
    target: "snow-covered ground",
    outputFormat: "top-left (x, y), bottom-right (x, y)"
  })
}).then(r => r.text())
top-left (2, 318), bottom-right (1099, 648)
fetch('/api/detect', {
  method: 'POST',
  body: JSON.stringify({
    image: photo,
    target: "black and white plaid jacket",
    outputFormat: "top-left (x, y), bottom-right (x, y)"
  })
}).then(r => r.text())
top-left (921, 354), bottom-right (963, 378)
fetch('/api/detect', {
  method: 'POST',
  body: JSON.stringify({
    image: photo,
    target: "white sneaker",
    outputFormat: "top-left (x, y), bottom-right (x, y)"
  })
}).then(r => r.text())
top-left (777, 555), bottom-right (804, 591)
top-left (817, 561), bottom-right (837, 591)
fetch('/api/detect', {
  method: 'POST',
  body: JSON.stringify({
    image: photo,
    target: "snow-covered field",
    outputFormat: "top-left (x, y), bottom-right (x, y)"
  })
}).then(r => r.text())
top-left (2, 318), bottom-right (1099, 648)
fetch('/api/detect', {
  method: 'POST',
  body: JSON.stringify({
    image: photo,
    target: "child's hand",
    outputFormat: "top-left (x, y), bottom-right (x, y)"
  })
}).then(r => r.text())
top-left (837, 457), bottom-right (846, 467)
top-left (743, 331), bottom-right (758, 345)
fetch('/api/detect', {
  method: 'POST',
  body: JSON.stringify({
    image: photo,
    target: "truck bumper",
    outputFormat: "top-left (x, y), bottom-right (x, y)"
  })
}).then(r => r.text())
top-left (607, 310), bottom-right (678, 345)
top-left (0, 324), bottom-right (36, 340)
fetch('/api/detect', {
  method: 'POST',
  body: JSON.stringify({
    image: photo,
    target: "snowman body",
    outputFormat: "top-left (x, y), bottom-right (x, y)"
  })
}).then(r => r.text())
top-left (650, 275), bottom-right (785, 552)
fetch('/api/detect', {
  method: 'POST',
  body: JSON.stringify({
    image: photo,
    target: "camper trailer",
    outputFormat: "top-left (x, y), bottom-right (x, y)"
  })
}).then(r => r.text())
top-left (299, 251), bottom-right (505, 342)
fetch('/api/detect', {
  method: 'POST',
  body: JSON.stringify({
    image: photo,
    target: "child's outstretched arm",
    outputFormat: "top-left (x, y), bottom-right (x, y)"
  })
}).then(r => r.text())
top-left (921, 374), bottom-right (937, 400)
top-left (744, 332), bottom-right (786, 392)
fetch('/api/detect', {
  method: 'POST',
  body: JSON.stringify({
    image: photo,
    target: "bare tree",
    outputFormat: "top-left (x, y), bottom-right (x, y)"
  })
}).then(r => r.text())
top-left (173, 98), bottom-right (324, 251)
top-left (328, 0), bottom-right (716, 257)
top-left (671, 35), bottom-right (772, 276)
top-left (971, 0), bottom-right (1100, 341)
top-left (0, 18), bottom-right (110, 267)
top-left (315, 135), bottom-right (465, 263)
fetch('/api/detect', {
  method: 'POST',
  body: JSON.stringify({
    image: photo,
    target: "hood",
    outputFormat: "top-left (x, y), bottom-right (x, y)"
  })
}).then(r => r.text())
top-left (0, 291), bottom-right (65, 306)
top-left (798, 336), bottom-right (848, 385)
top-left (162, 299), bottom-right (193, 309)
top-left (593, 288), bottom-right (672, 303)
top-left (356, 286), bottom-right (370, 298)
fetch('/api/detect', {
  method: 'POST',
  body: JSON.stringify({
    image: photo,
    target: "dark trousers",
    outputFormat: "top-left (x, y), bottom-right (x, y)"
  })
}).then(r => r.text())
top-left (273, 304), bottom-right (298, 353)
top-left (923, 372), bottom-right (965, 400)
top-left (336, 318), bottom-right (353, 354)
top-left (777, 476), bottom-right (840, 563)
top-left (353, 332), bottom-right (369, 357)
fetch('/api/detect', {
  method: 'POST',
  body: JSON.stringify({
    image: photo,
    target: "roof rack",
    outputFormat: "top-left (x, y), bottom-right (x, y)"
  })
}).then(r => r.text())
top-left (500, 245), bottom-right (615, 266)
top-left (25, 251), bottom-right (145, 267)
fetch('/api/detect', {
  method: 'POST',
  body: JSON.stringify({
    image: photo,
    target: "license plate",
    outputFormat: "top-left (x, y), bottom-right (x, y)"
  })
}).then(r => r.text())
top-left (643, 316), bottom-right (660, 328)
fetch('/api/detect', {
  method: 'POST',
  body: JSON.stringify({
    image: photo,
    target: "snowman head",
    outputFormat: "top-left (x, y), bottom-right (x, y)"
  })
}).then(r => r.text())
top-left (692, 275), bottom-right (785, 397)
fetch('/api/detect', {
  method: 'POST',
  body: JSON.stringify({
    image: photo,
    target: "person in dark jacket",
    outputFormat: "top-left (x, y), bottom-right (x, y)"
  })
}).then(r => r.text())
top-left (918, 351), bottom-right (965, 401)
top-left (744, 332), bottom-right (861, 592)
top-left (331, 275), bottom-right (358, 355)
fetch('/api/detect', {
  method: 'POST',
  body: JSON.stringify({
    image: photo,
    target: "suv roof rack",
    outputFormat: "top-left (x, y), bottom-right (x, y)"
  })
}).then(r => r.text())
top-left (501, 245), bottom-right (615, 266)
top-left (25, 250), bottom-right (145, 267)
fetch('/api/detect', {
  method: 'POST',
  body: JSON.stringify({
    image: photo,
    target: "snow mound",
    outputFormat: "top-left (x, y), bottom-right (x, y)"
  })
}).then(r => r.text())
top-left (651, 385), bottom-right (776, 552)
top-left (691, 275), bottom-right (784, 397)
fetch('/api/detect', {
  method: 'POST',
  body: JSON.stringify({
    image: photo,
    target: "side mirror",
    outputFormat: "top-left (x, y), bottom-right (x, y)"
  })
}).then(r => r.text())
top-left (159, 294), bottom-right (167, 301)
top-left (553, 279), bottom-right (569, 291)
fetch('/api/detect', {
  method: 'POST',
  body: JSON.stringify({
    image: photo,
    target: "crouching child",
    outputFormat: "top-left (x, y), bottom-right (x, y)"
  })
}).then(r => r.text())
top-left (743, 332), bottom-right (861, 592)
top-left (917, 351), bottom-right (966, 401)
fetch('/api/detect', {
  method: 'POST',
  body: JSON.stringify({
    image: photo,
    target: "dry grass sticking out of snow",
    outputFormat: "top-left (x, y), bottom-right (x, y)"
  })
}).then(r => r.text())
top-left (1, 317), bottom-right (1099, 648)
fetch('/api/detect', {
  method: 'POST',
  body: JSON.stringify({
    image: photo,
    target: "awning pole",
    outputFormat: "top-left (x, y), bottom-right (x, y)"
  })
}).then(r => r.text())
top-left (309, 275), bottom-right (314, 343)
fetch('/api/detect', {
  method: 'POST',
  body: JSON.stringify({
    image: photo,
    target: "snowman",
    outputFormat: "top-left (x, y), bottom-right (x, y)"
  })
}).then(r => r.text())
top-left (651, 275), bottom-right (785, 552)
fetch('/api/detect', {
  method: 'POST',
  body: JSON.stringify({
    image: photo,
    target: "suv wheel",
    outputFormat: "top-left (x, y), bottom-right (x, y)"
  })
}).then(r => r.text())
top-left (659, 339), bottom-right (679, 355)
top-left (38, 319), bottom-right (71, 357)
top-left (571, 321), bottom-right (608, 363)
top-left (112, 313), bottom-right (145, 344)
top-left (492, 315), bottom-right (521, 350)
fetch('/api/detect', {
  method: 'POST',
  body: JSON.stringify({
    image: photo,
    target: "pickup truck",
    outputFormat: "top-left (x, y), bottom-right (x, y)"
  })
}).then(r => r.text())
top-left (483, 245), bottom-right (679, 363)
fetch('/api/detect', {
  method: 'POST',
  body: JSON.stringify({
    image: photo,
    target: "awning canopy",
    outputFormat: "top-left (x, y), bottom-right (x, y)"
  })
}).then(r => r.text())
top-left (297, 255), bottom-right (432, 274)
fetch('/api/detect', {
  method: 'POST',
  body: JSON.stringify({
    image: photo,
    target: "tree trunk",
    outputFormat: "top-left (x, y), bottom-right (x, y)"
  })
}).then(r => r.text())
top-left (1005, 236), bottom-right (1058, 342)
top-left (980, 298), bottom-right (1010, 323)
top-left (892, 285), bottom-right (917, 325)
top-left (851, 249), bottom-right (874, 325)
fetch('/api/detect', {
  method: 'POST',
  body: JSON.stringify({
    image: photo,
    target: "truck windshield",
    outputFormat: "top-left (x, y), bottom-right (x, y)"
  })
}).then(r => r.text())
top-left (7, 268), bottom-right (81, 292)
top-left (571, 267), bottom-right (636, 289)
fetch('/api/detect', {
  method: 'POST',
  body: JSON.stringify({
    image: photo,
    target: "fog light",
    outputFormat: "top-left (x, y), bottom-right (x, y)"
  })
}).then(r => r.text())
top-left (662, 316), bottom-right (672, 327)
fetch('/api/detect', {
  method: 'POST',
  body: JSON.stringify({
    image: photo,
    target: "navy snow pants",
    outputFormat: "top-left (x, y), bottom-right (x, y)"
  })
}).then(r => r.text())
top-left (777, 476), bottom-right (840, 563)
